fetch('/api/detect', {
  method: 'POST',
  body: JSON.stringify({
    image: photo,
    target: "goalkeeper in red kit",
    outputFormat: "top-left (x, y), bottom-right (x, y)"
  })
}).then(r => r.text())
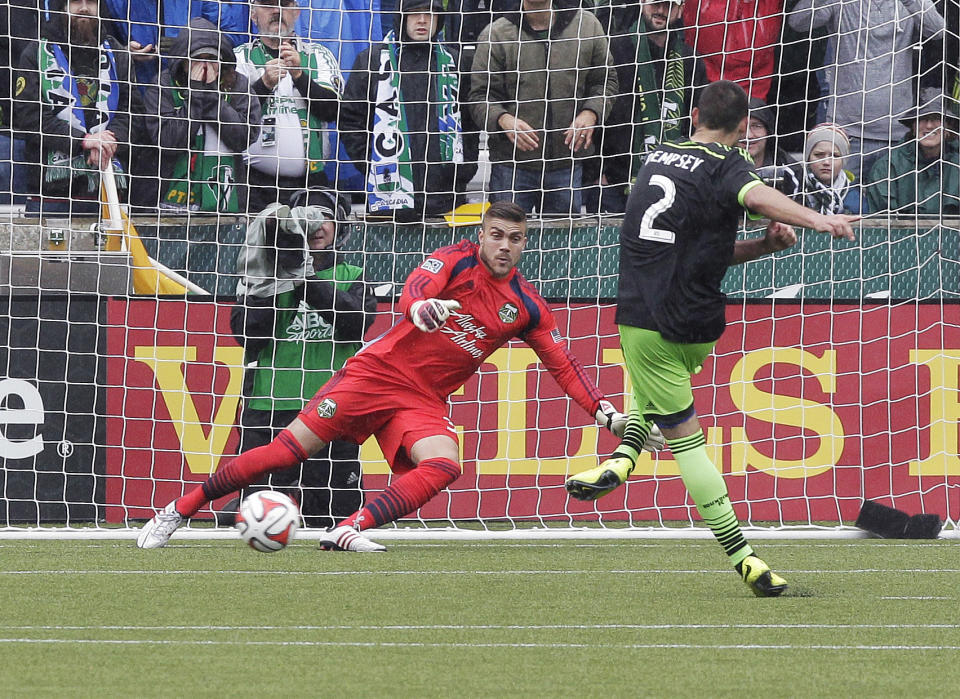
top-left (138, 201), bottom-right (664, 550)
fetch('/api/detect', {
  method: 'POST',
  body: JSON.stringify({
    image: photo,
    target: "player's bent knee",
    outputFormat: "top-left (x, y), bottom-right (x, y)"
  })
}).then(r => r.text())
top-left (284, 418), bottom-right (329, 458)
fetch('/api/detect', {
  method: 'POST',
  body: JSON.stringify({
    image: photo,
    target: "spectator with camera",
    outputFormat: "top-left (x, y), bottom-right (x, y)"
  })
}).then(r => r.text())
top-left (340, 0), bottom-right (478, 221)
top-left (143, 16), bottom-right (260, 213)
top-left (743, 98), bottom-right (802, 199)
top-left (864, 89), bottom-right (960, 216)
top-left (236, 0), bottom-right (343, 213)
top-left (13, 0), bottom-right (135, 214)
top-left (230, 188), bottom-right (377, 527)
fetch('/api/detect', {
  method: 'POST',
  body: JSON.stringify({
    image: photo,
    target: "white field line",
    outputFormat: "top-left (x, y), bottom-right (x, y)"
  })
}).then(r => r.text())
top-left (1, 568), bottom-right (959, 576)
top-left (0, 638), bottom-right (958, 651)
top-left (0, 541), bottom-right (948, 550)
top-left (2, 623), bottom-right (959, 632)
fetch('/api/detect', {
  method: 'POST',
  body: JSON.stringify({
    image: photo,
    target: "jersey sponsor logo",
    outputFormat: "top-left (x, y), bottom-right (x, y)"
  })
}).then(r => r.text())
top-left (498, 303), bottom-right (518, 324)
top-left (420, 258), bottom-right (444, 274)
top-left (440, 311), bottom-right (487, 358)
top-left (285, 301), bottom-right (334, 341)
top-left (316, 398), bottom-right (338, 418)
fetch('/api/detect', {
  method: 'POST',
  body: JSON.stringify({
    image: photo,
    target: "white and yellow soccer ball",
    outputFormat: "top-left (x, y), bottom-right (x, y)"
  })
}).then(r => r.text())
top-left (235, 491), bottom-right (300, 552)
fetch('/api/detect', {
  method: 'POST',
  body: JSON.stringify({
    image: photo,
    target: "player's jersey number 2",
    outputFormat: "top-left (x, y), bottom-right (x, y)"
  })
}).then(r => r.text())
top-left (638, 174), bottom-right (676, 244)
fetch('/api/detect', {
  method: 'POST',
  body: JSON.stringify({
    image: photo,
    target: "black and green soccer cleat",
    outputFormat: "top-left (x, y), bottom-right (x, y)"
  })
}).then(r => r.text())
top-left (565, 457), bottom-right (635, 501)
top-left (740, 555), bottom-right (788, 597)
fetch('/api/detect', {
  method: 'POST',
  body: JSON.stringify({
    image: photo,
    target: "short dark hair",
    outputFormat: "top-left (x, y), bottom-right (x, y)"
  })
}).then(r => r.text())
top-left (483, 200), bottom-right (526, 225)
top-left (697, 80), bottom-right (749, 134)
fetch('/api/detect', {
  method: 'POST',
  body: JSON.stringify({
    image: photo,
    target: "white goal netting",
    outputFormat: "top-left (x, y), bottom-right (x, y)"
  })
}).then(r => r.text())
top-left (1, 1), bottom-right (958, 536)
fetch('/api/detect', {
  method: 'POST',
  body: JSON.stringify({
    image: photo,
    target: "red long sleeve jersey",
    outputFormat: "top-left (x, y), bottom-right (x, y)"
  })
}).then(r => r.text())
top-left (348, 240), bottom-right (604, 417)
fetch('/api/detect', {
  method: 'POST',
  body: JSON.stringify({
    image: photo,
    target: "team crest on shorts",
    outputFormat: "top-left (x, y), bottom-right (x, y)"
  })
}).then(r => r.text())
top-left (316, 398), bottom-right (338, 418)
top-left (498, 303), bottom-right (519, 324)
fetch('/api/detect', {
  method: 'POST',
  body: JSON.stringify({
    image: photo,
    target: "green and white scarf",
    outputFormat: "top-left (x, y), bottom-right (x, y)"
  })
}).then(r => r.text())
top-left (237, 38), bottom-right (341, 176)
top-left (37, 38), bottom-right (123, 192)
top-left (163, 88), bottom-right (241, 213)
top-left (367, 31), bottom-right (463, 212)
top-left (632, 21), bottom-right (687, 175)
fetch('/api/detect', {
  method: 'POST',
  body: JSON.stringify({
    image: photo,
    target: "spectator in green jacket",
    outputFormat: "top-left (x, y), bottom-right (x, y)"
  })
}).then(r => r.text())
top-left (468, 0), bottom-right (618, 216)
top-left (229, 188), bottom-right (377, 527)
top-left (865, 88), bottom-right (960, 216)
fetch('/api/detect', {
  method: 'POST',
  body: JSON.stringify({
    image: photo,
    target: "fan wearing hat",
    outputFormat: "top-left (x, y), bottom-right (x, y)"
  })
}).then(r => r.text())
top-left (231, 188), bottom-right (377, 526)
top-left (142, 17), bottom-right (261, 213)
top-left (340, 0), bottom-right (478, 221)
top-left (864, 88), bottom-right (960, 216)
top-left (235, 0), bottom-right (344, 213)
top-left (799, 122), bottom-right (865, 215)
top-left (12, 0), bottom-right (134, 214)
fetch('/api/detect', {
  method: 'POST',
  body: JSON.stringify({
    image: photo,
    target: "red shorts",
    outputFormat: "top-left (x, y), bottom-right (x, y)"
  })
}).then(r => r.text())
top-left (299, 368), bottom-right (458, 474)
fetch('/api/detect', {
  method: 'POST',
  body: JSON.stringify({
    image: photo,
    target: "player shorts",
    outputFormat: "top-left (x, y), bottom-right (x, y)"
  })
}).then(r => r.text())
top-left (298, 368), bottom-right (459, 474)
top-left (618, 325), bottom-right (715, 426)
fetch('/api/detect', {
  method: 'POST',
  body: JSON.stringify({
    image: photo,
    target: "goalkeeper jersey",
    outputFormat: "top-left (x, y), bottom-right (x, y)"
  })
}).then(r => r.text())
top-left (345, 240), bottom-right (604, 418)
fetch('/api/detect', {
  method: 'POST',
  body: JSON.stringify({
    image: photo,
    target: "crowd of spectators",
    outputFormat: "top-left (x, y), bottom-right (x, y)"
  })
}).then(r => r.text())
top-left (0, 0), bottom-right (958, 219)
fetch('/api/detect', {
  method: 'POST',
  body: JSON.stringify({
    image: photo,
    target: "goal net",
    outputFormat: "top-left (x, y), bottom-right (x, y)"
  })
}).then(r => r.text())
top-left (1, 1), bottom-right (958, 537)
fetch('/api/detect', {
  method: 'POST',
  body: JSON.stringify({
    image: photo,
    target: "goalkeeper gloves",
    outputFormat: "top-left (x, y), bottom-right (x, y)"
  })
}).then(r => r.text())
top-left (409, 298), bottom-right (462, 332)
top-left (596, 399), bottom-right (627, 438)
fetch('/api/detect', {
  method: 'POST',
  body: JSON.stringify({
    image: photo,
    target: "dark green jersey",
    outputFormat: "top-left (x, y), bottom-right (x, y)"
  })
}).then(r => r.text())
top-left (248, 262), bottom-right (364, 411)
top-left (616, 140), bottom-right (762, 343)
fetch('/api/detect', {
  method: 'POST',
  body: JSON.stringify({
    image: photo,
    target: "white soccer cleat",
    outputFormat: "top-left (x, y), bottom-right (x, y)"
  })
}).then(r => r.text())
top-left (643, 424), bottom-right (666, 452)
top-left (136, 501), bottom-right (184, 549)
top-left (319, 524), bottom-right (386, 553)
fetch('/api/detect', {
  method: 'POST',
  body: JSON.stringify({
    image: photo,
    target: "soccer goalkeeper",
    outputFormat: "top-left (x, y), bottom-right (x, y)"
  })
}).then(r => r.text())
top-left (565, 81), bottom-right (858, 597)
top-left (138, 200), bottom-right (664, 551)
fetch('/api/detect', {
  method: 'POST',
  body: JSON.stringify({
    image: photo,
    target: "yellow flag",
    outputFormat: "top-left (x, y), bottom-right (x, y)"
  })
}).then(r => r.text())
top-left (99, 197), bottom-right (190, 295)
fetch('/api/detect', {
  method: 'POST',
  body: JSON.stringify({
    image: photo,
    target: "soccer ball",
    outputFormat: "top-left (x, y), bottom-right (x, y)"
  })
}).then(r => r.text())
top-left (235, 490), bottom-right (300, 552)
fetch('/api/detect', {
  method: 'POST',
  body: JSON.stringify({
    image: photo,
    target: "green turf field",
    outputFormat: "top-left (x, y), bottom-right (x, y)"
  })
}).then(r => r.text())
top-left (0, 538), bottom-right (957, 697)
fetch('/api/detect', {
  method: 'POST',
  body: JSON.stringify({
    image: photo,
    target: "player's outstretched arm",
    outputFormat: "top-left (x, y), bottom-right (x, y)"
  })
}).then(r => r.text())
top-left (731, 221), bottom-right (798, 265)
top-left (743, 182), bottom-right (859, 241)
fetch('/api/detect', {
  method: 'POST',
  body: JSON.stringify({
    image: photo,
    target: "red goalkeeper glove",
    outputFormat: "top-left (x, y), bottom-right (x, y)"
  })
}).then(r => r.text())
top-left (409, 298), bottom-right (462, 332)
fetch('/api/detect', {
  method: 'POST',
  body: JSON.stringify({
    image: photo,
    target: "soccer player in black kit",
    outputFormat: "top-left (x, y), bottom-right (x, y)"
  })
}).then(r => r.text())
top-left (567, 80), bottom-right (858, 596)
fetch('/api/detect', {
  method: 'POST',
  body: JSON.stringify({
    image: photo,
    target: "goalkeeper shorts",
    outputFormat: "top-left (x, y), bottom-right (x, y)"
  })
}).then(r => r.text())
top-left (300, 367), bottom-right (459, 474)
top-left (618, 325), bottom-right (715, 423)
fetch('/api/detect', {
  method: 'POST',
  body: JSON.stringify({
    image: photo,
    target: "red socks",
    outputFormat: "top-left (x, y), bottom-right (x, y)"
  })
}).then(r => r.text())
top-left (341, 457), bottom-right (461, 530)
top-left (175, 430), bottom-right (308, 517)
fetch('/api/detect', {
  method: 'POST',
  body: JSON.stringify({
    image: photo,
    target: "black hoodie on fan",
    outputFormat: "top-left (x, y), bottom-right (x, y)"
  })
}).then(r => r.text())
top-left (12, 0), bottom-right (134, 199)
top-left (141, 16), bottom-right (260, 210)
top-left (340, 0), bottom-right (479, 221)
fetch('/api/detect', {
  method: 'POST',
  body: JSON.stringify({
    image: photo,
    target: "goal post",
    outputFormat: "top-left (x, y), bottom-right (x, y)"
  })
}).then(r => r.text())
top-left (2, 3), bottom-right (960, 538)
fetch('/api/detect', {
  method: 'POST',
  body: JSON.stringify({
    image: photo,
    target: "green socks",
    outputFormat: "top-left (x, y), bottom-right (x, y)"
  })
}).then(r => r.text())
top-left (668, 429), bottom-right (753, 567)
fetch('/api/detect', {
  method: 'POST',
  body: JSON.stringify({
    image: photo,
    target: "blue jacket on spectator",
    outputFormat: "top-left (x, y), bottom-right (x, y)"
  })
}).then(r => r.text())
top-left (103, 0), bottom-right (198, 85)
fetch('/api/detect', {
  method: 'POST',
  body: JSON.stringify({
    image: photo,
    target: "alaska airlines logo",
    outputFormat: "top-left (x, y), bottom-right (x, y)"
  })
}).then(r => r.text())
top-left (441, 311), bottom-right (487, 358)
top-left (285, 301), bottom-right (333, 341)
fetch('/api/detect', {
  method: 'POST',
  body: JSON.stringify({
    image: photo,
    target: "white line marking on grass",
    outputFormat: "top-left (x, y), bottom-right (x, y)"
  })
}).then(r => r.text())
top-left (1, 638), bottom-right (959, 651)
top-left (4, 623), bottom-right (960, 632)
top-left (2, 568), bottom-right (960, 576)
top-left (880, 596), bottom-right (954, 600)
